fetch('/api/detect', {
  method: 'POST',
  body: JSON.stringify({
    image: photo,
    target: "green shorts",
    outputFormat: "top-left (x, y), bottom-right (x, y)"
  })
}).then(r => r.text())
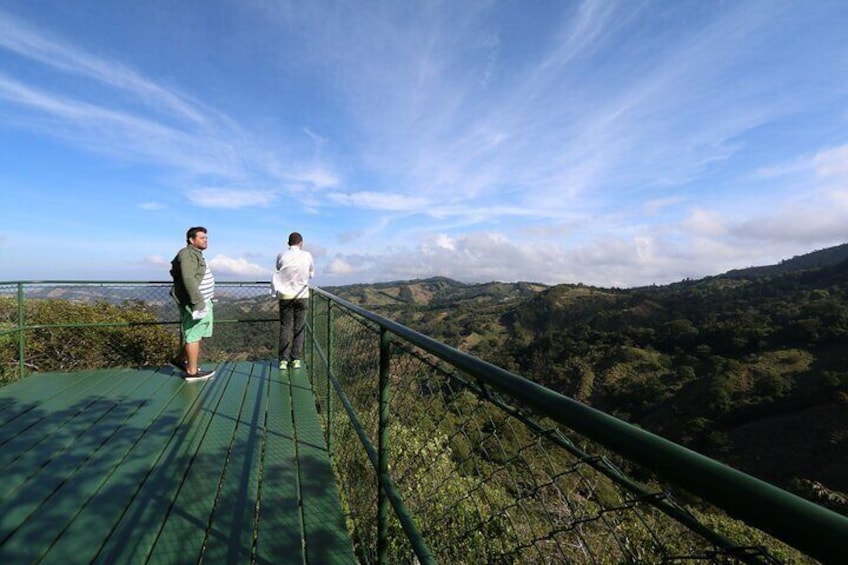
top-left (180, 299), bottom-right (214, 343)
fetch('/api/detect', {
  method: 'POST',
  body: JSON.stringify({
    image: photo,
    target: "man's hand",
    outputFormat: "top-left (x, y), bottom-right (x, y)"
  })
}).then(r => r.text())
top-left (191, 308), bottom-right (208, 320)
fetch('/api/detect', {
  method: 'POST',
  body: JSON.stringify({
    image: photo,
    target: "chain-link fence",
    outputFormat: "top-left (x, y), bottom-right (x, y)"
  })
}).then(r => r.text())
top-left (308, 288), bottom-right (846, 565)
top-left (0, 281), bottom-right (278, 383)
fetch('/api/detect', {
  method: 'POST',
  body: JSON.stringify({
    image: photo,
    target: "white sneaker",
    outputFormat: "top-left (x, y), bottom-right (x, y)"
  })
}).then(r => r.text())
top-left (184, 369), bottom-right (215, 381)
top-left (290, 359), bottom-right (301, 369)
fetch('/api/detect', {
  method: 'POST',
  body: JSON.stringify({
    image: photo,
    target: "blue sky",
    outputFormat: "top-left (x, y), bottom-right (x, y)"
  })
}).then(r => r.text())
top-left (1, 1), bottom-right (847, 288)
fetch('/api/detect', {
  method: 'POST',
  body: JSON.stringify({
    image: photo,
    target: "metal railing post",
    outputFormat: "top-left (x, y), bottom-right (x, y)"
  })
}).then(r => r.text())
top-left (17, 282), bottom-right (25, 379)
top-left (326, 300), bottom-right (334, 455)
top-left (308, 292), bottom-right (314, 379)
top-left (377, 327), bottom-right (391, 564)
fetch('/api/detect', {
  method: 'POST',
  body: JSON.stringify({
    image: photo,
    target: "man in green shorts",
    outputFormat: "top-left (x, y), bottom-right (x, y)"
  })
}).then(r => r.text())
top-left (170, 226), bottom-right (216, 380)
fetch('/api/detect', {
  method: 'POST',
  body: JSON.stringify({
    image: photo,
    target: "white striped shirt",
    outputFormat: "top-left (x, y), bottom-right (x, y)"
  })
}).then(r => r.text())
top-left (199, 266), bottom-right (215, 300)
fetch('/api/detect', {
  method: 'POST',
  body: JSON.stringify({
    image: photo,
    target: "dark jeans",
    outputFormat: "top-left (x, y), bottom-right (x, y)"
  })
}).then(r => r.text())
top-left (279, 298), bottom-right (308, 361)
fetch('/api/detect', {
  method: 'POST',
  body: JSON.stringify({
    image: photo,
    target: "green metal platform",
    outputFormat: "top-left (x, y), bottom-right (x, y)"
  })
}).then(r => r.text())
top-left (0, 361), bottom-right (355, 564)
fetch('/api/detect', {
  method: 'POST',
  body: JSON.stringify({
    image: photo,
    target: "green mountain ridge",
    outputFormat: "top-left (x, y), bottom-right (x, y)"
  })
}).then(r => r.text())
top-left (722, 242), bottom-right (848, 279)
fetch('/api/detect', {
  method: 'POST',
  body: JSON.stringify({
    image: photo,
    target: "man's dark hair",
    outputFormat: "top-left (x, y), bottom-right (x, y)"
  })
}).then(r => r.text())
top-left (288, 232), bottom-right (303, 246)
top-left (186, 226), bottom-right (207, 243)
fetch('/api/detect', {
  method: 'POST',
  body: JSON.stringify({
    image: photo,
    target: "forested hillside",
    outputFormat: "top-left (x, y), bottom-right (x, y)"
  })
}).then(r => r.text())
top-left (327, 244), bottom-right (848, 513)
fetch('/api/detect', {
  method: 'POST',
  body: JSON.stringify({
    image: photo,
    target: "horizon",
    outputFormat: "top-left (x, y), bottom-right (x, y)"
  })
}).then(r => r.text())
top-left (2, 2), bottom-right (848, 288)
top-left (5, 239), bottom-right (845, 291)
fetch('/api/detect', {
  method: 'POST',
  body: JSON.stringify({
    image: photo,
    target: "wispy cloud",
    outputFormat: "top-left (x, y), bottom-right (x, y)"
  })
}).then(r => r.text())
top-left (813, 145), bottom-right (848, 177)
top-left (327, 257), bottom-right (356, 276)
top-left (756, 144), bottom-right (848, 183)
top-left (186, 188), bottom-right (278, 209)
top-left (682, 209), bottom-right (727, 237)
top-left (0, 9), bottom-right (210, 124)
top-left (278, 1), bottom-right (794, 224)
top-left (139, 201), bottom-right (165, 211)
top-left (285, 167), bottom-right (340, 190)
top-left (144, 255), bottom-right (169, 267)
top-left (328, 191), bottom-right (429, 211)
top-left (0, 7), bottom-right (320, 203)
top-left (643, 196), bottom-right (686, 216)
top-left (0, 71), bottom-right (239, 176)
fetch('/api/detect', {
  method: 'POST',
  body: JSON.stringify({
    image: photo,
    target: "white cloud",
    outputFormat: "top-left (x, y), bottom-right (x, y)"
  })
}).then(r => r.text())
top-left (319, 188), bottom-right (848, 286)
top-left (733, 207), bottom-right (848, 244)
top-left (813, 145), bottom-right (848, 177)
top-left (286, 167), bottom-right (339, 190)
top-left (303, 127), bottom-right (328, 145)
top-left (139, 201), bottom-right (165, 211)
top-left (327, 258), bottom-right (356, 275)
top-left (643, 196), bottom-right (685, 216)
top-left (208, 255), bottom-right (270, 277)
top-left (186, 188), bottom-right (277, 209)
top-left (758, 144), bottom-right (848, 181)
top-left (432, 234), bottom-right (456, 252)
top-left (144, 255), bottom-right (169, 267)
top-left (328, 191), bottom-right (429, 211)
top-left (830, 189), bottom-right (848, 207)
top-left (755, 159), bottom-right (810, 179)
top-left (682, 208), bottom-right (727, 237)
top-left (327, 232), bottom-right (555, 285)
top-left (524, 223), bottom-right (578, 238)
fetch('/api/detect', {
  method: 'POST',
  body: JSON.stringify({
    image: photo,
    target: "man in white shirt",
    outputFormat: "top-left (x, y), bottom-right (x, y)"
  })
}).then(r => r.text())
top-left (271, 232), bottom-right (315, 369)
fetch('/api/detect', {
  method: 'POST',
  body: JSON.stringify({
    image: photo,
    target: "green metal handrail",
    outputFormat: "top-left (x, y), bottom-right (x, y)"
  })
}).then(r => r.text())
top-left (307, 286), bottom-right (848, 564)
